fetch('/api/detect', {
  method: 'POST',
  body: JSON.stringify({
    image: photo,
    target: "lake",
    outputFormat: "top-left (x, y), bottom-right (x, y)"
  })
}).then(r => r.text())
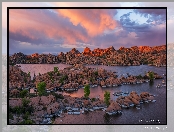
top-left (18, 64), bottom-right (167, 124)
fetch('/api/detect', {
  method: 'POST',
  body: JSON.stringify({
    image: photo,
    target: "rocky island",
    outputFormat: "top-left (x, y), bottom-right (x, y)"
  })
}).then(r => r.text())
top-left (9, 45), bottom-right (166, 67)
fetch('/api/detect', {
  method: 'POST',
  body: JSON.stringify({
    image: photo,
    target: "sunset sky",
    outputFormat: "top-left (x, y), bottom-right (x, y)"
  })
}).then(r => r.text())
top-left (5, 3), bottom-right (168, 55)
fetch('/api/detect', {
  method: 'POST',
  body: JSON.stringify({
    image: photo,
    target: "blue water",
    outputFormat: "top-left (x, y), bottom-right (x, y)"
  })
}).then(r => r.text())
top-left (18, 64), bottom-right (167, 124)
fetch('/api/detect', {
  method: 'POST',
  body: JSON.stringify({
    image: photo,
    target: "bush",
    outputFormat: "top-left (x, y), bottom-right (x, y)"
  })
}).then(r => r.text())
top-left (104, 91), bottom-right (110, 106)
top-left (20, 90), bottom-right (28, 98)
top-left (136, 74), bottom-right (143, 79)
top-left (24, 77), bottom-right (27, 83)
top-left (91, 98), bottom-right (96, 102)
top-left (94, 71), bottom-right (98, 76)
top-left (37, 82), bottom-right (46, 96)
top-left (52, 93), bottom-right (64, 99)
top-left (84, 84), bottom-right (90, 98)
top-left (29, 93), bottom-right (37, 98)
top-left (22, 98), bottom-right (30, 107)
top-left (23, 111), bottom-right (29, 120)
top-left (54, 67), bottom-right (59, 73)
top-left (148, 71), bottom-right (154, 81)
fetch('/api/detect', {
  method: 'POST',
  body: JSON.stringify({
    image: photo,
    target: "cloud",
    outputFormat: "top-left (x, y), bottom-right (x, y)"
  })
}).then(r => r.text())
top-left (8, 7), bottom-right (166, 54)
top-left (9, 8), bottom-right (118, 49)
top-left (134, 9), bottom-right (166, 25)
top-left (128, 32), bottom-right (138, 39)
top-left (9, 9), bottom-right (89, 45)
top-left (55, 9), bottom-right (118, 37)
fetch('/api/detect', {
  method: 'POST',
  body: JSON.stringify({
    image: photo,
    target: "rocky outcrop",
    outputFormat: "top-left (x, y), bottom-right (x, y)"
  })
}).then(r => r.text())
top-left (9, 45), bottom-right (166, 66)
top-left (9, 65), bottom-right (32, 90)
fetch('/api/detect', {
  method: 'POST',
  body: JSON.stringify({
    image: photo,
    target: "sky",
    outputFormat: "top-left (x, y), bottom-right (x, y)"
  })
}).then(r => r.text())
top-left (2, 2), bottom-right (171, 55)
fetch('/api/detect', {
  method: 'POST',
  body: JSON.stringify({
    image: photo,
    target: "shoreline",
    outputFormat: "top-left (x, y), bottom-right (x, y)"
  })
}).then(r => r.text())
top-left (8, 64), bottom-right (166, 124)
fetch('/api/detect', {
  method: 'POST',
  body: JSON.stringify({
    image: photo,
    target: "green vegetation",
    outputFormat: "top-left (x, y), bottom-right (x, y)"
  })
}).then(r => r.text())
top-left (136, 74), bottom-right (143, 79)
top-left (104, 91), bottom-right (110, 106)
top-left (22, 98), bottom-right (30, 108)
top-left (9, 97), bottom-right (34, 123)
top-left (29, 93), bottom-right (37, 98)
top-left (24, 77), bottom-right (27, 83)
top-left (89, 77), bottom-right (95, 83)
top-left (20, 89), bottom-right (28, 98)
top-left (80, 75), bottom-right (84, 79)
top-left (94, 71), bottom-right (98, 76)
top-left (51, 93), bottom-right (64, 100)
top-left (48, 72), bottom-right (53, 77)
top-left (51, 78), bottom-right (54, 83)
top-left (54, 67), bottom-right (59, 73)
top-left (19, 119), bottom-right (34, 124)
top-left (91, 98), bottom-right (96, 102)
top-left (59, 77), bottom-right (64, 84)
top-left (28, 72), bottom-right (30, 77)
top-left (59, 75), bottom-right (68, 84)
top-left (148, 71), bottom-right (154, 81)
top-left (23, 111), bottom-right (30, 120)
top-left (84, 84), bottom-right (90, 98)
top-left (37, 82), bottom-right (46, 96)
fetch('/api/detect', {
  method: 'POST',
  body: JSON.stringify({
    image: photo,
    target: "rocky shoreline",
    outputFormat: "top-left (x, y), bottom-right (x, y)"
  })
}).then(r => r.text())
top-left (9, 64), bottom-right (163, 92)
top-left (9, 90), bottom-right (157, 124)
top-left (9, 45), bottom-right (166, 67)
top-left (8, 64), bottom-right (165, 124)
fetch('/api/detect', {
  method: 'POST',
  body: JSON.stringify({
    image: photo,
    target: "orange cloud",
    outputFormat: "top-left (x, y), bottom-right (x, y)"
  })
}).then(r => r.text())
top-left (9, 9), bottom-right (89, 44)
top-left (56, 9), bottom-right (117, 37)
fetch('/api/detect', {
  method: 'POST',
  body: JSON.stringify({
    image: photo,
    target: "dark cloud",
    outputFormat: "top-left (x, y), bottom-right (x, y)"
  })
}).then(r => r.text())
top-left (119, 12), bottom-right (151, 33)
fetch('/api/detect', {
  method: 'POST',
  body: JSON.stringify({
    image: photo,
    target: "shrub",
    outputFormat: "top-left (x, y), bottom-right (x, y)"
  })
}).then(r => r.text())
top-left (20, 90), bottom-right (28, 98)
top-left (104, 91), bottom-right (110, 106)
top-left (84, 84), bottom-right (90, 98)
top-left (37, 82), bottom-right (46, 96)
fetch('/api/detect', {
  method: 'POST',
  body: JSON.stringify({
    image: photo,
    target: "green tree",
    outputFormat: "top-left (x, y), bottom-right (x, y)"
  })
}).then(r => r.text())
top-left (20, 89), bottom-right (28, 98)
top-left (148, 71), bottom-right (154, 81)
top-left (104, 91), bottom-right (110, 106)
top-left (37, 82), bottom-right (46, 96)
top-left (84, 84), bottom-right (90, 98)
top-left (59, 77), bottom-right (64, 84)
top-left (22, 98), bottom-right (30, 108)
top-left (54, 67), bottom-right (59, 73)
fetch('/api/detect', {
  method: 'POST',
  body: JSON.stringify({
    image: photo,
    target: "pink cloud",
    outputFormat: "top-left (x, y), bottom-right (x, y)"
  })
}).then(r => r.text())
top-left (9, 9), bottom-right (89, 44)
top-left (56, 9), bottom-right (118, 37)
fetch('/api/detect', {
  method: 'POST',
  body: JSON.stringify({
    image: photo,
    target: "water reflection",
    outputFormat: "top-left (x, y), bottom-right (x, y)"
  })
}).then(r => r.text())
top-left (149, 81), bottom-right (154, 86)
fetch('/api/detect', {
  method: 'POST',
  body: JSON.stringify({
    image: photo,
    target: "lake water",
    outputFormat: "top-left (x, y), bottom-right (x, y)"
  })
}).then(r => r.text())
top-left (18, 64), bottom-right (167, 124)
